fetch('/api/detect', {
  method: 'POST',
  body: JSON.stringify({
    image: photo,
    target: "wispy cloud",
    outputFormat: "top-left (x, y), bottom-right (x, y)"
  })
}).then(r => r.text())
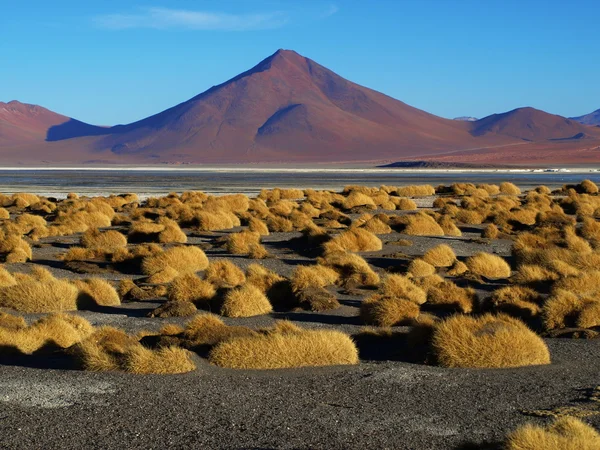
top-left (94, 7), bottom-right (289, 31)
top-left (320, 4), bottom-right (339, 19)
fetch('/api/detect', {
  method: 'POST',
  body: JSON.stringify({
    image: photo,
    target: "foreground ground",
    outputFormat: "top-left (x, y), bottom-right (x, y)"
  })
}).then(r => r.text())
top-left (1, 183), bottom-right (600, 448)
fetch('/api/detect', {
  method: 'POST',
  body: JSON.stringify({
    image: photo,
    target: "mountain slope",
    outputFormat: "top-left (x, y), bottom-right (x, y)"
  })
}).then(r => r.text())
top-left (470, 107), bottom-right (593, 141)
top-left (571, 109), bottom-right (600, 126)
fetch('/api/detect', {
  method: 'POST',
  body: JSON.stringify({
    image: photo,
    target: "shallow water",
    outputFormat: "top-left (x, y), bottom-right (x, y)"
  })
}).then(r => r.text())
top-left (0, 169), bottom-right (598, 198)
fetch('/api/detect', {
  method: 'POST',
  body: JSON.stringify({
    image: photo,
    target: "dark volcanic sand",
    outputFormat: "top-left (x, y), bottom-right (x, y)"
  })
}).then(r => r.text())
top-left (1, 199), bottom-right (599, 449)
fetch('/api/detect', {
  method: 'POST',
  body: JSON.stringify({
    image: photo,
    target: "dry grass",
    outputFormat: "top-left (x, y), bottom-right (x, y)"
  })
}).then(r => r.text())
top-left (209, 324), bottom-right (358, 369)
top-left (324, 228), bottom-right (382, 253)
top-left (123, 345), bottom-right (196, 374)
top-left (505, 416), bottom-right (600, 450)
top-left (73, 278), bottom-right (121, 307)
top-left (542, 290), bottom-right (599, 331)
top-left (245, 264), bottom-right (285, 293)
top-left (248, 217), bottom-right (270, 235)
top-left (432, 313), bottom-right (550, 368)
top-left (402, 213), bottom-right (445, 236)
top-left (0, 271), bottom-right (80, 312)
top-left (146, 266), bottom-right (180, 284)
top-left (290, 265), bottom-right (340, 292)
top-left (427, 281), bottom-right (477, 313)
top-left (380, 274), bottom-right (427, 305)
top-left (342, 192), bottom-right (376, 210)
top-left (318, 251), bottom-right (380, 288)
top-left (499, 182), bottom-right (521, 195)
top-left (81, 228), bottom-right (127, 251)
top-left (149, 300), bottom-right (197, 318)
top-left (482, 223), bottom-right (499, 239)
top-left (0, 313), bottom-right (93, 354)
top-left (248, 243), bottom-right (270, 259)
top-left (227, 231), bottom-right (261, 255)
top-left (360, 294), bottom-right (420, 326)
top-left (360, 217), bottom-right (392, 234)
top-left (466, 252), bottom-right (511, 279)
top-left (142, 246), bottom-right (208, 276)
top-left (220, 284), bottom-right (273, 317)
top-left (204, 260), bottom-right (246, 288)
top-left (168, 273), bottom-right (216, 304)
top-left (489, 286), bottom-right (543, 320)
top-left (182, 313), bottom-right (257, 348)
top-left (0, 265), bottom-right (16, 287)
top-left (437, 215), bottom-right (462, 236)
top-left (296, 287), bottom-right (341, 311)
top-left (193, 211), bottom-right (240, 231)
top-left (447, 260), bottom-right (469, 277)
top-left (395, 185), bottom-right (435, 197)
top-left (407, 259), bottom-right (436, 278)
top-left (422, 244), bottom-right (456, 267)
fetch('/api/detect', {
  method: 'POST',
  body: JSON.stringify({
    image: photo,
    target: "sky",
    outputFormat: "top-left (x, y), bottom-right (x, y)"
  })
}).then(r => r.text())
top-left (1, 0), bottom-right (599, 125)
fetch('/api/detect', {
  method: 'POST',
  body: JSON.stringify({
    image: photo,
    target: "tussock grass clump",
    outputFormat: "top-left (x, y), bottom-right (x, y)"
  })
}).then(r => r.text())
top-left (73, 278), bottom-right (121, 307)
top-left (360, 217), bottom-right (392, 234)
top-left (0, 313), bottom-right (93, 355)
top-left (395, 185), bottom-right (435, 197)
top-left (380, 274), bottom-right (427, 305)
top-left (422, 244), bottom-right (456, 268)
top-left (400, 213), bottom-right (445, 236)
top-left (0, 265), bottom-right (16, 287)
top-left (296, 287), bottom-right (340, 311)
top-left (227, 231), bottom-right (261, 255)
top-left (220, 284), bottom-right (273, 317)
top-left (193, 211), bottom-right (240, 231)
top-left (80, 228), bottom-right (127, 251)
top-left (324, 228), bottom-right (382, 253)
top-left (248, 217), bottom-right (270, 235)
top-left (182, 313), bottom-right (257, 348)
top-left (149, 300), bottom-right (197, 318)
top-left (427, 281), bottom-right (477, 313)
top-left (466, 252), bottom-right (511, 279)
top-left (505, 417), bottom-right (600, 450)
top-left (482, 223), bottom-right (499, 239)
top-left (360, 294), bottom-right (420, 326)
top-left (245, 264), bottom-right (284, 293)
top-left (437, 215), bottom-right (462, 236)
top-left (142, 246), bottom-right (209, 276)
top-left (407, 259), bottom-right (436, 278)
top-left (146, 266), bottom-right (180, 284)
top-left (489, 286), bottom-right (543, 320)
top-left (542, 290), bottom-right (600, 331)
top-left (204, 260), bottom-right (245, 288)
top-left (0, 208), bottom-right (9, 220)
top-left (318, 251), bottom-right (380, 287)
top-left (499, 182), bottom-right (521, 195)
top-left (290, 265), bottom-right (339, 292)
top-left (0, 235), bottom-right (33, 262)
top-left (432, 314), bottom-right (550, 368)
top-left (168, 273), bottom-right (216, 304)
top-left (552, 270), bottom-right (600, 297)
top-left (209, 323), bottom-right (358, 369)
top-left (0, 271), bottom-right (80, 312)
top-left (342, 192), bottom-right (376, 210)
top-left (123, 346), bottom-right (196, 374)
top-left (447, 260), bottom-right (468, 277)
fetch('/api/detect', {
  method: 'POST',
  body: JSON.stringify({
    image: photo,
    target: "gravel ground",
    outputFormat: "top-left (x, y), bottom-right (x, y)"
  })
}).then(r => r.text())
top-left (1, 205), bottom-right (599, 449)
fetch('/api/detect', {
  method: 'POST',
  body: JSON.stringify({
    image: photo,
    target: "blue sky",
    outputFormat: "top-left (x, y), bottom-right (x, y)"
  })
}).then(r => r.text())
top-left (1, 0), bottom-right (599, 125)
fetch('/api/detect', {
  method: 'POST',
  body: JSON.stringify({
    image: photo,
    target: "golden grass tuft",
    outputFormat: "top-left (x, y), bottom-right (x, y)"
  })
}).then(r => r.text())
top-left (0, 265), bottom-right (16, 287)
top-left (360, 294), bottom-right (420, 326)
top-left (380, 274), bottom-right (427, 305)
top-left (146, 266), bottom-right (180, 284)
top-left (73, 278), bottom-right (121, 307)
top-left (466, 252), bottom-right (511, 279)
top-left (123, 345), bottom-right (196, 374)
top-left (499, 182), bottom-right (521, 195)
top-left (342, 192), bottom-right (376, 210)
top-left (318, 251), bottom-right (380, 287)
top-left (447, 260), bottom-right (469, 277)
top-left (142, 246), bottom-right (208, 276)
top-left (81, 228), bottom-right (127, 251)
top-left (395, 185), bottom-right (435, 197)
top-left (227, 231), bottom-right (261, 255)
top-left (402, 212), bottom-right (445, 236)
top-left (489, 286), bottom-right (543, 320)
top-left (245, 264), bottom-right (284, 293)
top-left (432, 313), bottom-right (550, 368)
top-left (360, 217), bottom-right (392, 234)
top-left (168, 273), bottom-right (216, 304)
top-left (482, 223), bottom-right (499, 239)
top-left (437, 215), bottom-right (462, 236)
top-left (426, 281), bottom-right (477, 313)
top-left (290, 265), bottom-right (340, 292)
top-left (407, 259), bottom-right (436, 278)
top-left (248, 217), bottom-right (270, 235)
top-left (182, 313), bottom-right (258, 348)
top-left (209, 325), bottom-right (358, 369)
top-left (422, 244), bottom-right (456, 267)
top-left (149, 300), bottom-right (197, 318)
top-left (220, 284), bottom-right (273, 317)
top-left (542, 290), bottom-right (599, 331)
top-left (324, 228), bottom-right (382, 253)
top-left (505, 416), bottom-right (600, 450)
top-left (0, 313), bottom-right (93, 354)
top-left (204, 260), bottom-right (246, 288)
top-left (0, 272), bottom-right (80, 312)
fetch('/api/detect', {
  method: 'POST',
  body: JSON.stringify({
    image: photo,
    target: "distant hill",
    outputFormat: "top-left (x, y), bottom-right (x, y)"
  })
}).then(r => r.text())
top-left (1, 50), bottom-right (600, 165)
top-left (470, 107), bottom-right (594, 141)
top-left (571, 109), bottom-right (600, 126)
